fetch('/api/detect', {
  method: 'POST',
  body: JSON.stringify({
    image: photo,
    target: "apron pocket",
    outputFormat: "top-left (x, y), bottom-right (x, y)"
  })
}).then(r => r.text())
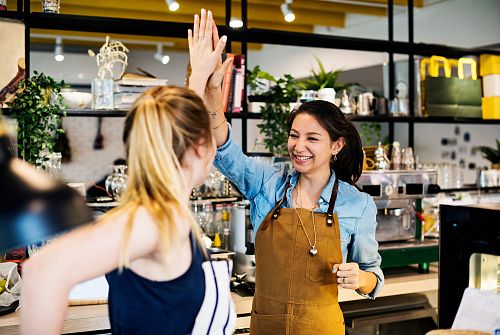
top-left (290, 314), bottom-right (345, 335)
top-left (250, 311), bottom-right (288, 335)
top-left (305, 237), bottom-right (328, 282)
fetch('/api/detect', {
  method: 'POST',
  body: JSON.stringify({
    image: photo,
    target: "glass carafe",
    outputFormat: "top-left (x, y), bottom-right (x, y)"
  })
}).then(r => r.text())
top-left (105, 165), bottom-right (128, 201)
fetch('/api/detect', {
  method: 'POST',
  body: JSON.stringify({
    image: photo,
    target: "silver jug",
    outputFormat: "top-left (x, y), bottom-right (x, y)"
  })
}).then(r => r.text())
top-left (356, 92), bottom-right (375, 116)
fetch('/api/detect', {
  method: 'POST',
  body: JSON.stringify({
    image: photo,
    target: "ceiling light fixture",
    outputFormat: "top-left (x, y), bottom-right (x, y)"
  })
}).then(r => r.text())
top-left (155, 44), bottom-right (170, 65)
top-left (229, 17), bottom-right (243, 28)
top-left (281, 0), bottom-right (295, 23)
top-left (165, 0), bottom-right (179, 12)
top-left (54, 37), bottom-right (64, 62)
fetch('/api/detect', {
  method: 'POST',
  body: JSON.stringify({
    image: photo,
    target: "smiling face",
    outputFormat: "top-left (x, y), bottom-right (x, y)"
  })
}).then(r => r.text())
top-left (287, 113), bottom-right (344, 175)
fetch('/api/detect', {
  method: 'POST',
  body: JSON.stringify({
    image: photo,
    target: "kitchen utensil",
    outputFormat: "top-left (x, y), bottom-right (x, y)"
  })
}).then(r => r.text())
top-left (356, 92), bottom-right (375, 115)
top-left (93, 117), bottom-right (104, 150)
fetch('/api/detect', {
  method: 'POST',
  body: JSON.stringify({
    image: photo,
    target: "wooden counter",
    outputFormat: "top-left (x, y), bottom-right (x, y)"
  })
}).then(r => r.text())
top-left (0, 266), bottom-right (438, 335)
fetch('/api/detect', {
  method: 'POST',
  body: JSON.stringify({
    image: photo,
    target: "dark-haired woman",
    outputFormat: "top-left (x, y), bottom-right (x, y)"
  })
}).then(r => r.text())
top-left (188, 9), bottom-right (383, 335)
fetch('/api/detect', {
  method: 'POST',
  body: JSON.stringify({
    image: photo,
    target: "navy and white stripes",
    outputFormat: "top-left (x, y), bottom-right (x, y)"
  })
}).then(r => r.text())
top-left (191, 259), bottom-right (236, 335)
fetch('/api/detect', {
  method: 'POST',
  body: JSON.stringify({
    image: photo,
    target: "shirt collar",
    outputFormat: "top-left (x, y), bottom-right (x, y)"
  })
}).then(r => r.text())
top-left (287, 169), bottom-right (337, 206)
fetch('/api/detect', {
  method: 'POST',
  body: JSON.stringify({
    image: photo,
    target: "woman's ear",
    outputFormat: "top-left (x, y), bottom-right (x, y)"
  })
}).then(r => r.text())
top-left (331, 137), bottom-right (346, 156)
top-left (193, 138), bottom-right (209, 158)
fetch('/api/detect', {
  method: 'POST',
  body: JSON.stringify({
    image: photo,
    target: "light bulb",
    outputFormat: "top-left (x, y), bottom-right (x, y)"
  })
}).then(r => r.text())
top-left (54, 37), bottom-right (64, 62)
top-left (229, 18), bottom-right (243, 28)
top-left (281, 3), bottom-right (295, 23)
top-left (166, 0), bottom-right (179, 12)
top-left (155, 44), bottom-right (170, 65)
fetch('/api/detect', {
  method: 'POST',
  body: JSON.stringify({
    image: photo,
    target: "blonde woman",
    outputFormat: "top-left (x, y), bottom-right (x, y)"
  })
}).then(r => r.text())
top-left (20, 87), bottom-right (235, 334)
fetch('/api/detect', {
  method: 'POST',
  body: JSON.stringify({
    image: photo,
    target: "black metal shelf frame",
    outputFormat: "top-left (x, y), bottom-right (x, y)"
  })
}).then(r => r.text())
top-left (12, 0), bottom-right (500, 152)
top-left (59, 110), bottom-right (500, 125)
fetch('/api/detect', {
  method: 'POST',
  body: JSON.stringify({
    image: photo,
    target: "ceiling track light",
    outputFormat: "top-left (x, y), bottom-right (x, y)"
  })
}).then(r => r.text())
top-left (165, 0), bottom-right (179, 12)
top-left (54, 36), bottom-right (64, 62)
top-left (155, 44), bottom-right (170, 65)
top-left (281, 0), bottom-right (295, 23)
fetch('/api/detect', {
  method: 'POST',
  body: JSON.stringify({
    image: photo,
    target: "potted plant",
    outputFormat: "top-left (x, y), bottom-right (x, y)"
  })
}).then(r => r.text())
top-left (476, 140), bottom-right (500, 169)
top-left (297, 56), bottom-right (344, 104)
top-left (256, 72), bottom-right (299, 156)
top-left (6, 71), bottom-right (66, 165)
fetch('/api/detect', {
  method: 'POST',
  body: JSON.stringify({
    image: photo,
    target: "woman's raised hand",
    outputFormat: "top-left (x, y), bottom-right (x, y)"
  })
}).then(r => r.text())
top-left (188, 9), bottom-right (227, 98)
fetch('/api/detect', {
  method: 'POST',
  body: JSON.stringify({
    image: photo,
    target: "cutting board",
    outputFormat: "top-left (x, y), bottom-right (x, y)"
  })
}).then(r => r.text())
top-left (68, 276), bottom-right (108, 306)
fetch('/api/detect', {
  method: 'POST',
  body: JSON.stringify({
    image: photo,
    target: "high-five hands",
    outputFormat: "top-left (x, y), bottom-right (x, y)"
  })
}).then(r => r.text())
top-left (188, 9), bottom-right (232, 99)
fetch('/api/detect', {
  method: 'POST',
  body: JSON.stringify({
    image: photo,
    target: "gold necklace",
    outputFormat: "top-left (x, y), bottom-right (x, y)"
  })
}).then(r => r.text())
top-left (293, 181), bottom-right (318, 256)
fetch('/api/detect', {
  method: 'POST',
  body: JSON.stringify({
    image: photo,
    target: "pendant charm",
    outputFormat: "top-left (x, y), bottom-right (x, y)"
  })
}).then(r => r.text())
top-left (309, 247), bottom-right (318, 256)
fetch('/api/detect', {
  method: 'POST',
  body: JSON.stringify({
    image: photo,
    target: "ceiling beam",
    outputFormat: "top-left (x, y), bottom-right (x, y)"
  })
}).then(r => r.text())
top-left (241, 0), bottom-right (387, 16)
top-left (351, 0), bottom-right (424, 7)
top-left (35, 2), bottom-right (345, 28)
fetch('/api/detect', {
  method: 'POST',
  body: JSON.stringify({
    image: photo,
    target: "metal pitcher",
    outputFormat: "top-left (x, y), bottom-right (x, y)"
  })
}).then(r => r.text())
top-left (357, 92), bottom-right (375, 116)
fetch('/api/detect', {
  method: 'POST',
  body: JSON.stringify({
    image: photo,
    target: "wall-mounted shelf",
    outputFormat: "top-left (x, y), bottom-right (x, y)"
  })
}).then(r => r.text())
top-left (7, 1), bottom-right (500, 153)
top-left (5, 109), bottom-right (499, 125)
top-left (28, 12), bottom-right (238, 40)
top-left (246, 28), bottom-right (500, 58)
top-left (0, 11), bottom-right (23, 20)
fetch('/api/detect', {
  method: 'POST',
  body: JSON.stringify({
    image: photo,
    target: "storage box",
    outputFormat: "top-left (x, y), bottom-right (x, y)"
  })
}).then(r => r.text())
top-left (480, 54), bottom-right (500, 76)
top-left (425, 77), bottom-right (482, 118)
top-left (482, 97), bottom-right (500, 119)
top-left (482, 74), bottom-right (500, 97)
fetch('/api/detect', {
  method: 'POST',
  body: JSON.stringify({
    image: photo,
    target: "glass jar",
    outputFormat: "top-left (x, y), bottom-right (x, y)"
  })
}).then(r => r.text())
top-left (92, 78), bottom-right (114, 110)
top-left (105, 165), bottom-right (128, 201)
top-left (41, 0), bottom-right (60, 13)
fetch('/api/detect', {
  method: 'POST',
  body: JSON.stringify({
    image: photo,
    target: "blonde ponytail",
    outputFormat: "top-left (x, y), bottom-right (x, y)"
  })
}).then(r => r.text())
top-left (103, 87), bottom-right (212, 269)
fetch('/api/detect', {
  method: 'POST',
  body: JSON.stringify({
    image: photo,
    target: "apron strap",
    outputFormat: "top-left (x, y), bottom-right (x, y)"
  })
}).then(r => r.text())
top-left (326, 177), bottom-right (339, 227)
top-left (260, 183), bottom-right (291, 231)
top-left (271, 183), bottom-right (291, 219)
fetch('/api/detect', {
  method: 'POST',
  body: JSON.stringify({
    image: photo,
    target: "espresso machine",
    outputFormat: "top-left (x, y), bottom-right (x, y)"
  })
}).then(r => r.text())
top-left (356, 170), bottom-right (440, 270)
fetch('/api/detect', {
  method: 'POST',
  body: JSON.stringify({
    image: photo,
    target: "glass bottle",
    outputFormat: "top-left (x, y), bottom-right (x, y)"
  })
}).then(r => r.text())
top-left (391, 141), bottom-right (401, 170)
top-left (222, 204), bottom-right (232, 250)
top-left (105, 165), bottom-right (128, 201)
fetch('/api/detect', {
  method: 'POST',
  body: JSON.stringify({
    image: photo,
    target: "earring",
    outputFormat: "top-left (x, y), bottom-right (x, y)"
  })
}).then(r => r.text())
top-left (334, 154), bottom-right (337, 161)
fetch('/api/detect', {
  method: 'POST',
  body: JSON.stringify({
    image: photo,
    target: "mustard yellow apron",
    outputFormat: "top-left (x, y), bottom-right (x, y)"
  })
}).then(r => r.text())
top-left (250, 178), bottom-right (345, 335)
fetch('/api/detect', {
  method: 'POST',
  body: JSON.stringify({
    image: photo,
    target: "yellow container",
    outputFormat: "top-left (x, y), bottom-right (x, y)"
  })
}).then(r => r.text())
top-left (482, 97), bottom-right (500, 119)
top-left (480, 54), bottom-right (500, 76)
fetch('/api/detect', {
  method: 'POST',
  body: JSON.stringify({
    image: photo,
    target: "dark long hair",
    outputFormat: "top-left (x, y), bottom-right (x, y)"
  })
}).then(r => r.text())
top-left (287, 100), bottom-right (363, 184)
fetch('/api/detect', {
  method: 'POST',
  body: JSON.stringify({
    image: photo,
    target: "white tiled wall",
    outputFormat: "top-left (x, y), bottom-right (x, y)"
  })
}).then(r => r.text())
top-left (61, 117), bottom-right (126, 187)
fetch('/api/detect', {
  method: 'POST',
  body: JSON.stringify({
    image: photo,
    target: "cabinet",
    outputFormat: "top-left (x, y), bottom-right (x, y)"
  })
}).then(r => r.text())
top-left (2, 0), bottom-right (500, 153)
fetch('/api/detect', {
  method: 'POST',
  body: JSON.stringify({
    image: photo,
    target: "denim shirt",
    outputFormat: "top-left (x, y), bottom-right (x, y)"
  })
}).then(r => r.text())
top-left (214, 124), bottom-right (384, 299)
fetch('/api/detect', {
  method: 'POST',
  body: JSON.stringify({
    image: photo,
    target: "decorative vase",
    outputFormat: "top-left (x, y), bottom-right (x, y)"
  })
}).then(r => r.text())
top-left (105, 165), bottom-right (128, 201)
top-left (317, 87), bottom-right (336, 104)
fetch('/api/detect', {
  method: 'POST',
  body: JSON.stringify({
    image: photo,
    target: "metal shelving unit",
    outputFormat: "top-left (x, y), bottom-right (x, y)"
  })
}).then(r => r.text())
top-left (3, 0), bottom-right (500, 152)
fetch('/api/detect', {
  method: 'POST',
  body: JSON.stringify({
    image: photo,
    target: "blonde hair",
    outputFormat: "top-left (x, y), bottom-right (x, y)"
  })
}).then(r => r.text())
top-left (104, 86), bottom-right (212, 269)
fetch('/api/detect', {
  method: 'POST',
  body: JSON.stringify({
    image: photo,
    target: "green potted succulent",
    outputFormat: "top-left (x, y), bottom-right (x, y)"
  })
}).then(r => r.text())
top-left (255, 72), bottom-right (299, 155)
top-left (476, 140), bottom-right (500, 169)
top-left (6, 71), bottom-right (66, 165)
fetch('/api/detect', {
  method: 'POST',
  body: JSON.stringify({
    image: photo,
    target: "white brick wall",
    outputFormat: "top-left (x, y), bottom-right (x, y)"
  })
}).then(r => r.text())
top-left (61, 116), bottom-right (126, 187)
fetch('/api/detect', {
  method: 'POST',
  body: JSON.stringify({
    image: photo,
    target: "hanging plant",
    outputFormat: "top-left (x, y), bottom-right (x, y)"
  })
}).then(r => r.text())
top-left (7, 71), bottom-right (66, 165)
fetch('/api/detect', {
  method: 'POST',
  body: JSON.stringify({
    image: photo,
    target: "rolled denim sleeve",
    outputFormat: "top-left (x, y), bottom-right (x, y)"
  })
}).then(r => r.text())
top-left (350, 194), bottom-right (384, 299)
top-left (213, 123), bottom-right (278, 202)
